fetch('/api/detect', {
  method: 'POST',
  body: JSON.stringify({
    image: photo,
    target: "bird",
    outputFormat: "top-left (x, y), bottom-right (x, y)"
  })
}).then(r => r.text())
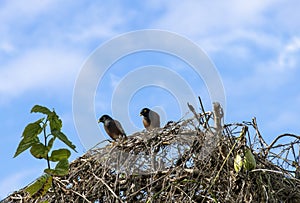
top-left (98, 115), bottom-right (126, 141)
top-left (140, 108), bottom-right (160, 131)
top-left (234, 147), bottom-right (256, 173)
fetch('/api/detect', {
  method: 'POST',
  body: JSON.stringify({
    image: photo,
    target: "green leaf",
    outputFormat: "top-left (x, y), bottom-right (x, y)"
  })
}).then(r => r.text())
top-left (49, 149), bottom-right (71, 162)
top-left (47, 137), bottom-right (56, 151)
top-left (56, 158), bottom-right (69, 170)
top-left (25, 174), bottom-right (52, 198)
top-left (31, 105), bottom-right (52, 115)
top-left (30, 143), bottom-right (48, 159)
top-left (14, 137), bottom-right (39, 158)
top-left (45, 159), bottom-right (69, 176)
top-left (48, 111), bottom-right (62, 132)
top-left (52, 131), bottom-right (77, 152)
top-left (14, 112), bottom-right (44, 158)
top-left (22, 120), bottom-right (43, 139)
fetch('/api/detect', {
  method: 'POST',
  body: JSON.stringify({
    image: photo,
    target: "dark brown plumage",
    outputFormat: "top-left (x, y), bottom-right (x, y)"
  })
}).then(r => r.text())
top-left (140, 108), bottom-right (160, 131)
top-left (98, 115), bottom-right (126, 141)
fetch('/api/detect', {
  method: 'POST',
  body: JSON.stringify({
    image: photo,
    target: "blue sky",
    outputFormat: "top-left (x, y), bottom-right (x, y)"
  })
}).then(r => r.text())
top-left (1, 0), bottom-right (300, 199)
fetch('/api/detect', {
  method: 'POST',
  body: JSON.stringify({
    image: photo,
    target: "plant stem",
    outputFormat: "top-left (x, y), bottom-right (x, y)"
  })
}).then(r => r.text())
top-left (43, 121), bottom-right (57, 195)
top-left (43, 125), bottom-right (51, 170)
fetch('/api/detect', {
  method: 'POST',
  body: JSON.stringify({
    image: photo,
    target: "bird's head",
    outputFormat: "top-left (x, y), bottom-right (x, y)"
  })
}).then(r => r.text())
top-left (98, 114), bottom-right (112, 123)
top-left (140, 108), bottom-right (150, 117)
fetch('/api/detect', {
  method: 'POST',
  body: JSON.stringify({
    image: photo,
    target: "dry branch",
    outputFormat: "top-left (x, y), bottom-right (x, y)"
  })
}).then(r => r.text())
top-left (2, 102), bottom-right (300, 203)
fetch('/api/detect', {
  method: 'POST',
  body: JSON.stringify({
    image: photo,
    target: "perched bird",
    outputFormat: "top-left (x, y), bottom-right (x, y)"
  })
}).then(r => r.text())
top-left (98, 115), bottom-right (126, 141)
top-left (234, 126), bottom-right (256, 173)
top-left (140, 108), bottom-right (160, 131)
top-left (234, 147), bottom-right (256, 173)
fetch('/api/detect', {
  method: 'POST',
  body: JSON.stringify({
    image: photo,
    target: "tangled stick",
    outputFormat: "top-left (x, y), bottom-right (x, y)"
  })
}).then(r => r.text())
top-left (2, 102), bottom-right (300, 203)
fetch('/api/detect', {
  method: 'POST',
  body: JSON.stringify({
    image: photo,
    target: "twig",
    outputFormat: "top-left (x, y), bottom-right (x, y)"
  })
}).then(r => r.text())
top-left (53, 177), bottom-right (92, 203)
top-left (252, 118), bottom-right (268, 156)
top-left (207, 137), bottom-right (237, 191)
top-left (213, 102), bottom-right (223, 138)
top-left (187, 102), bottom-right (200, 121)
top-left (92, 173), bottom-right (124, 203)
top-left (198, 96), bottom-right (210, 129)
top-left (265, 134), bottom-right (300, 156)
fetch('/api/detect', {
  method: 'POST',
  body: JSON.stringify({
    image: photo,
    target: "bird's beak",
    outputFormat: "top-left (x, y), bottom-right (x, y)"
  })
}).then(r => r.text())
top-left (139, 113), bottom-right (142, 116)
top-left (98, 119), bottom-right (101, 123)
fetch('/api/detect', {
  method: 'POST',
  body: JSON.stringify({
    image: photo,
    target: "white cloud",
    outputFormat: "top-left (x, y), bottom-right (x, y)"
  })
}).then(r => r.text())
top-left (272, 0), bottom-right (300, 32)
top-left (253, 37), bottom-right (300, 84)
top-left (150, 0), bottom-right (300, 59)
top-left (0, 0), bottom-right (57, 22)
top-left (0, 1), bottom-right (131, 106)
top-left (224, 42), bottom-right (299, 97)
top-left (65, 4), bottom-right (125, 42)
top-left (152, 0), bottom-right (274, 35)
top-left (0, 1), bottom-right (126, 65)
top-left (0, 41), bottom-right (15, 54)
top-left (147, 1), bottom-right (299, 96)
top-left (0, 1), bottom-right (55, 55)
top-left (278, 37), bottom-right (300, 70)
top-left (0, 47), bottom-right (83, 103)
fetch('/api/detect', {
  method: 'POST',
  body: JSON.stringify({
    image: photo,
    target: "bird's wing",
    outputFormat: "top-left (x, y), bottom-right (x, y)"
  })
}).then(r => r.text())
top-left (149, 110), bottom-right (160, 128)
top-left (114, 120), bottom-right (126, 135)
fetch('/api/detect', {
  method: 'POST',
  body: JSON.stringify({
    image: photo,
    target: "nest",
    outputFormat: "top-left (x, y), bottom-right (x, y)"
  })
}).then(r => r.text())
top-left (2, 103), bottom-right (300, 203)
